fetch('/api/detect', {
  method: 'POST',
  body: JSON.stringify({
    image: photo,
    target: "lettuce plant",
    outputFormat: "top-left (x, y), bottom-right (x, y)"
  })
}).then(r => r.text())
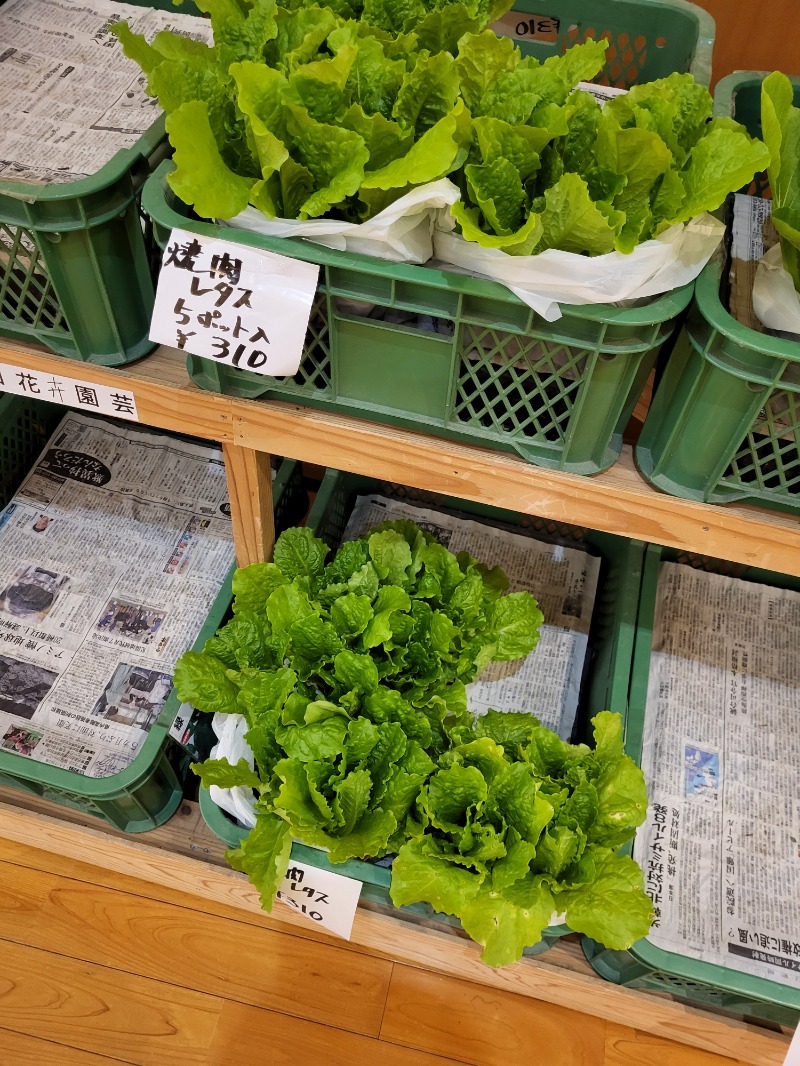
top-left (451, 38), bottom-right (771, 256)
top-left (174, 523), bottom-right (543, 903)
top-left (762, 71), bottom-right (800, 294)
top-left (114, 0), bottom-right (511, 220)
top-left (391, 709), bottom-right (652, 965)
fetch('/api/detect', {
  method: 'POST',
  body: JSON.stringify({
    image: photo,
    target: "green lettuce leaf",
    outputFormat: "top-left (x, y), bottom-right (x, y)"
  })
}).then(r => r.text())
top-left (166, 101), bottom-right (255, 219)
top-left (173, 649), bottom-right (240, 714)
top-left (464, 158), bottom-right (527, 235)
top-left (360, 99), bottom-right (471, 191)
top-left (451, 201), bottom-right (543, 254)
top-left (226, 810), bottom-right (293, 912)
top-left (193, 757), bottom-right (261, 790)
top-left (559, 849), bottom-right (653, 948)
top-left (459, 873), bottom-right (555, 966)
top-left (762, 71), bottom-right (800, 291)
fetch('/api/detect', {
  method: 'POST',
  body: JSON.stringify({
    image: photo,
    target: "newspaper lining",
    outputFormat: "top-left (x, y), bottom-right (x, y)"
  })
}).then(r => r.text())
top-left (0, 412), bottom-right (235, 778)
top-left (0, 0), bottom-right (212, 184)
top-left (342, 494), bottom-right (600, 739)
top-left (635, 562), bottom-right (800, 987)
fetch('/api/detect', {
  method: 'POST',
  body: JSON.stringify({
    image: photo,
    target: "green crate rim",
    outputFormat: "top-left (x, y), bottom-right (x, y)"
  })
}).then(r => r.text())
top-left (0, 565), bottom-right (234, 800)
top-left (693, 71), bottom-right (800, 369)
top-left (0, 117), bottom-right (165, 223)
top-left (0, 0), bottom-right (203, 213)
top-left (597, 544), bottom-right (800, 1014)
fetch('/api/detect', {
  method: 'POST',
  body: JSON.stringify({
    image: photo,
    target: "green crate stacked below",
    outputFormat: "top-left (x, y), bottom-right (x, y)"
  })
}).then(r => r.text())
top-left (0, 456), bottom-right (305, 832)
top-left (582, 544), bottom-right (800, 1028)
top-left (0, 0), bottom-right (203, 366)
top-left (146, 163), bottom-right (693, 476)
top-left (636, 73), bottom-right (800, 513)
top-left (0, 393), bottom-right (64, 510)
top-left (199, 468), bottom-right (644, 951)
top-left (493, 0), bottom-right (714, 86)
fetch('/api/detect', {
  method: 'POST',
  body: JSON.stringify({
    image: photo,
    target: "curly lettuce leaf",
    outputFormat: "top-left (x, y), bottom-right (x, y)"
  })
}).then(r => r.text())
top-left (166, 100), bottom-right (255, 219)
top-left (762, 71), bottom-right (800, 292)
top-left (284, 104), bottom-right (370, 217)
top-left (455, 30), bottom-right (519, 113)
top-left (559, 848), bottom-right (653, 948)
top-left (451, 200), bottom-right (543, 254)
top-left (464, 158), bottom-right (527, 235)
top-left (192, 756), bottom-right (262, 790)
top-left (393, 49), bottom-right (460, 135)
top-left (667, 125), bottom-right (770, 226)
top-left (537, 172), bottom-right (624, 256)
top-left (459, 873), bottom-right (556, 966)
top-left (226, 809), bottom-right (293, 912)
top-left (285, 44), bottom-right (358, 125)
top-left (542, 37), bottom-right (608, 89)
top-left (173, 648), bottom-right (240, 714)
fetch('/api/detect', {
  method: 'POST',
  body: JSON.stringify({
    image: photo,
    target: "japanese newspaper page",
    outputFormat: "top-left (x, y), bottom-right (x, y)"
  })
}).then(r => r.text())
top-left (343, 493), bottom-right (601, 739)
top-left (635, 562), bottom-right (800, 987)
top-left (0, 0), bottom-right (211, 183)
top-left (0, 412), bottom-right (235, 777)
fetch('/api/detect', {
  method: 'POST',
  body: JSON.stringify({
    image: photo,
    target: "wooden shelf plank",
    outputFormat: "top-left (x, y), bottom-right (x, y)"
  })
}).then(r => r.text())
top-left (0, 798), bottom-right (790, 1066)
top-left (3, 339), bottom-right (799, 575)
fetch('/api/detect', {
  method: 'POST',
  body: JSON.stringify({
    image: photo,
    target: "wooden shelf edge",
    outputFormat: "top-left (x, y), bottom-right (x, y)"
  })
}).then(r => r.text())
top-left (3, 339), bottom-right (799, 575)
top-left (0, 796), bottom-right (789, 1066)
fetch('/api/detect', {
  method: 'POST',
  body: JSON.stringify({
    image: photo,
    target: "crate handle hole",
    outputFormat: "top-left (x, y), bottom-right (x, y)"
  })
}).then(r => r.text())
top-left (598, 352), bottom-right (617, 362)
top-left (746, 381), bottom-right (767, 392)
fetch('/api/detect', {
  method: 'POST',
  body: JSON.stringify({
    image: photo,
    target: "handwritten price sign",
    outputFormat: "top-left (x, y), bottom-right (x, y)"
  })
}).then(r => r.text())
top-left (150, 228), bottom-right (320, 377)
top-left (277, 859), bottom-right (362, 940)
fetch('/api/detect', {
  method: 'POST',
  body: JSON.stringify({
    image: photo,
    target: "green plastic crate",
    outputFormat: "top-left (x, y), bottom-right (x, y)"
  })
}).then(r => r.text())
top-left (636, 73), bottom-right (800, 512)
top-left (145, 163), bottom-right (693, 476)
top-left (495, 0), bottom-right (714, 86)
top-left (198, 469), bottom-right (644, 951)
top-left (0, 394), bottom-right (63, 510)
top-left (0, 457), bottom-right (304, 832)
top-left (0, 0), bottom-right (203, 366)
top-left (582, 544), bottom-right (800, 1028)
top-left (0, 570), bottom-right (232, 833)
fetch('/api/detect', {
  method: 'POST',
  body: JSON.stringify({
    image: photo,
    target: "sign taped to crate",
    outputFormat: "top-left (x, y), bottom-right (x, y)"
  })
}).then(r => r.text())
top-left (277, 858), bottom-right (362, 940)
top-left (0, 362), bottom-right (138, 421)
top-left (492, 10), bottom-right (560, 41)
top-left (151, 228), bottom-right (319, 377)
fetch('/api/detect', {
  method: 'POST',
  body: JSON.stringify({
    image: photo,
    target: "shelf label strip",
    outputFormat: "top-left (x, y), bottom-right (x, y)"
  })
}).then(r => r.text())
top-left (0, 362), bottom-right (138, 421)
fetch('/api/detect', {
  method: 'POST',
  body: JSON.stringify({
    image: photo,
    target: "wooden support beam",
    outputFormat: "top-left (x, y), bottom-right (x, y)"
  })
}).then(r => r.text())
top-left (221, 443), bottom-right (275, 566)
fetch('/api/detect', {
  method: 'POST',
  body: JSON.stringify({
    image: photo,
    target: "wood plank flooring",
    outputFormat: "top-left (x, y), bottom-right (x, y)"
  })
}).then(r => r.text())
top-left (0, 839), bottom-right (759, 1066)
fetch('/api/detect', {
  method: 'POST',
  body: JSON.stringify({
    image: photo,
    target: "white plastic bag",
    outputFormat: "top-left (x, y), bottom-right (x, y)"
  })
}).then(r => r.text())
top-left (207, 712), bottom-right (257, 830)
top-left (225, 179), bottom-right (461, 265)
top-left (752, 242), bottom-right (800, 336)
top-left (433, 213), bottom-right (725, 322)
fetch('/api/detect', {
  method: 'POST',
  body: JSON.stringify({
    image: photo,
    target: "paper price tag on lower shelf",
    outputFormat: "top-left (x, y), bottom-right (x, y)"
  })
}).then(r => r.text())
top-left (276, 860), bottom-right (362, 941)
top-left (0, 362), bottom-right (138, 421)
top-left (150, 228), bottom-right (320, 377)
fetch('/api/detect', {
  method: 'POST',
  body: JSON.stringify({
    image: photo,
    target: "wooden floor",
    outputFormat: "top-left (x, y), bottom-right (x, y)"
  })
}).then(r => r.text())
top-left (0, 835), bottom-right (756, 1066)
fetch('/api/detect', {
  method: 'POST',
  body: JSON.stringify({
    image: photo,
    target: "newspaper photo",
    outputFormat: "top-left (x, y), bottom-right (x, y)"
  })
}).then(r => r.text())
top-left (0, 0), bottom-right (212, 184)
top-left (0, 411), bottom-right (236, 778)
top-left (342, 494), bottom-right (601, 739)
top-left (635, 562), bottom-right (800, 988)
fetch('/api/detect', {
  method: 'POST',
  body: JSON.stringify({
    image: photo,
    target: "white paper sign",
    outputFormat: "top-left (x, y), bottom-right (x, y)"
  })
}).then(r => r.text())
top-left (276, 859), bottom-right (362, 941)
top-left (150, 228), bottom-right (320, 377)
top-left (0, 362), bottom-right (138, 421)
